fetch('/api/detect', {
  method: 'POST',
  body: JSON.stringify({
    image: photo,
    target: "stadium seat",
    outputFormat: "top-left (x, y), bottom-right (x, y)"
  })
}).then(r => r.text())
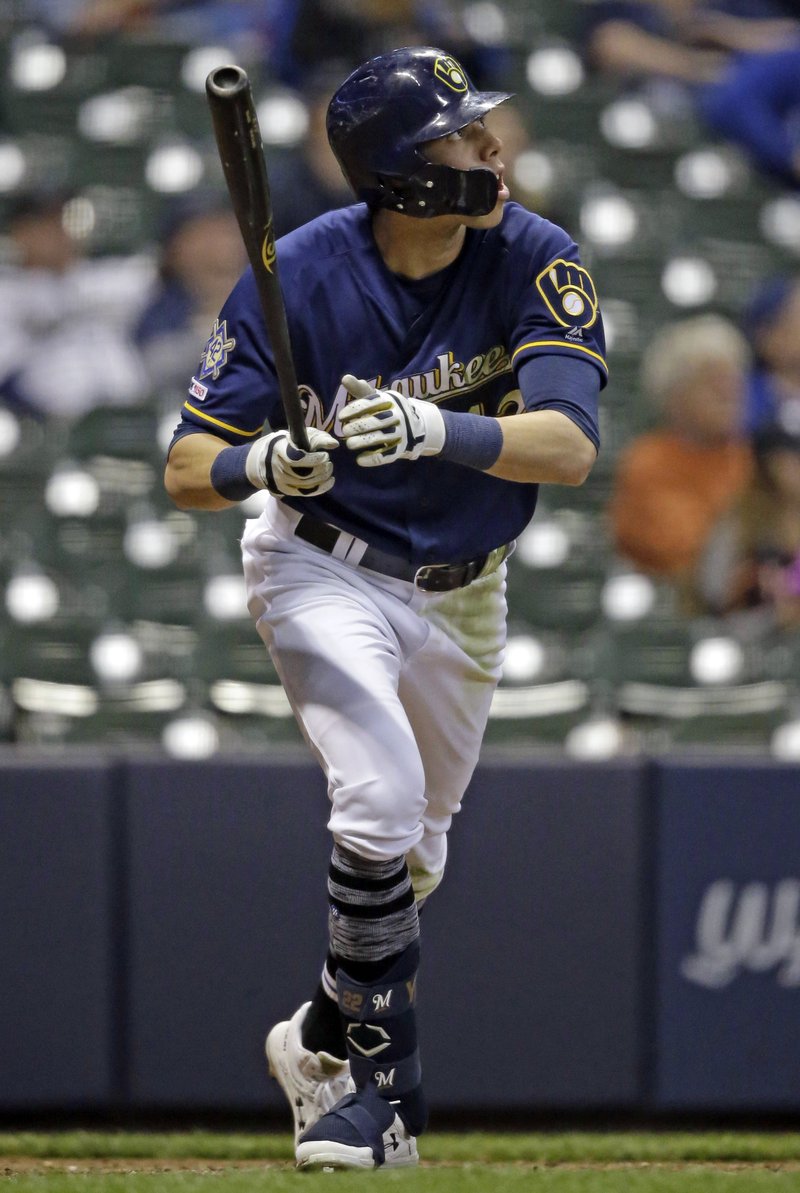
top-left (485, 623), bottom-right (593, 747)
top-left (192, 617), bottom-right (305, 746)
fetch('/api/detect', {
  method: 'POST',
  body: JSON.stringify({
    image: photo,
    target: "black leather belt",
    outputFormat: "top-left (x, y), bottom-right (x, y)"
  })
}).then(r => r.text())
top-left (293, 514), bottom-right (510, 593)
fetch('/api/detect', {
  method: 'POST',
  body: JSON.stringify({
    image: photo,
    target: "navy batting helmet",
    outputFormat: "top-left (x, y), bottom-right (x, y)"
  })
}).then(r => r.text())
top-left (326, 47), bottom-right (512, 218)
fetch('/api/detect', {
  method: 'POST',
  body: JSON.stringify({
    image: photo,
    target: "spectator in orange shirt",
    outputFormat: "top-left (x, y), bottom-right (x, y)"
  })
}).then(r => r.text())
top-left (609, 314), bottom-right (753, 601)
top-left (698, 421), bottom-right (800, 627)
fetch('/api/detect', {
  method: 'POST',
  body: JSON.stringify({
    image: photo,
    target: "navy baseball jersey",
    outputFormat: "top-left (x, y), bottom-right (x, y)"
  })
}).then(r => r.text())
top-left (173, 200), bottom-right (606, 564)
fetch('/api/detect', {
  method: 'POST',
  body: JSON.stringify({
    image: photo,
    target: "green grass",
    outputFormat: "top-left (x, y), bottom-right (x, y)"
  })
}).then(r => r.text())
top-left (2, 1130), bottom-right (800, 1163)
top-left (2, 1132), bottom-right (800, 1192)
top-left (4, 1174), bottom-right (800, 1193)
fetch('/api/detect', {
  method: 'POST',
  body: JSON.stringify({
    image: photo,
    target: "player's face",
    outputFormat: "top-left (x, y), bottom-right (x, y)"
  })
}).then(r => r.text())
top-left (421, 115), bottom-right (509, 228)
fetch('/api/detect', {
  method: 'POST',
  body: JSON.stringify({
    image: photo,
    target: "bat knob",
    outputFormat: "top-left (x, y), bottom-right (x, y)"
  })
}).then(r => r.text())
top-left (206, 64), bottom-right (249, 98)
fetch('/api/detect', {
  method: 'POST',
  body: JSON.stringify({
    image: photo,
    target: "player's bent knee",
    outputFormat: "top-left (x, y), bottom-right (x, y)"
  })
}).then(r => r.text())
top-left (328, 773), bottom-right (428, 860)
top-left (329, 822), bottom-right (424, 863)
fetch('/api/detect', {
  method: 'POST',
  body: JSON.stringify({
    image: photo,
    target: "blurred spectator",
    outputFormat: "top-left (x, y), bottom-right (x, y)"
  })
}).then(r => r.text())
top-left (287, 0), bottom-right (423, 74)
top-left (697, 42), bottom-right (800, 188)
top-left (699, 422), bottom-right (800, 625)
top-left (689, 3), bottom-right (800, 51)
top-left (583, 1), bottom-right (800, 188)
top-left (583, 1), bottom-right (727, 86)
top-left (741, 274), bottom-right (800, 435)
top-left (281, 0), bottom-right (508, 88)
top-left (0, 191), bottom-right (153, 421)
top-left (608, 314), bottom-right (754, 600)
top-left (267, 71), bottom-right (354, 236)
top-left (133, 195), bottom-right (247, 397)
top-left (585, 0), bottom-right (799, 81)
top-left (28, 0), bottom-right (271, 43)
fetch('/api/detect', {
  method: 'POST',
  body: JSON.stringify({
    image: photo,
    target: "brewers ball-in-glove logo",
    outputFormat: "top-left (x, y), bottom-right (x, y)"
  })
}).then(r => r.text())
top-left (434, 55), bottom-right (469, 93)
top-left (198, 318), bottom-right (236, 381)
top-left (535, 259), bottom-right (599, 331)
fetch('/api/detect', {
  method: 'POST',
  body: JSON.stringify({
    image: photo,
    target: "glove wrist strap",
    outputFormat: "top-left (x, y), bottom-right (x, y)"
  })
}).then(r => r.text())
top-left (418, 401), bottom-right (446, 456)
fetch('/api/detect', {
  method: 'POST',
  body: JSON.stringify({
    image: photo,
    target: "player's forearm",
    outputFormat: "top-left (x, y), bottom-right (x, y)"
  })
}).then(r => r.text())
top-left (164, 432), bottom-right (237, 510)
top-left (487, 409), bottom-right (597, 485)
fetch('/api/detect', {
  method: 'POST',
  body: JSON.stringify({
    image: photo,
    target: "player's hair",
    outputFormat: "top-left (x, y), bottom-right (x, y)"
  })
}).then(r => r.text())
top-left (641, 314), bottom-right (751, 409)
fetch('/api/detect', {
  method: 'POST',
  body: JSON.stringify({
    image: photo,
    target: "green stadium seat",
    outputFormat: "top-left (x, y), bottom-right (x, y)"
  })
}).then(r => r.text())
top-left (605, 618), bottom-right (793, 749)
top-left (66, 404), bottom-right (161, 463)
top-left (192, 617), bottom-right (304, 746)
top-left (505, 562), bottom-right (607, 633)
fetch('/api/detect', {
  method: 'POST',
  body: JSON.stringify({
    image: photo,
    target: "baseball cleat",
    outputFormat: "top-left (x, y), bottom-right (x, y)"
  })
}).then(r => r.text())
top-left (266, 1002), bottom-right (419, 1168)
top-left (265, 1002), bottom-right (351, 1144)
top-left (296, 1089), bottom-right (415, 1171)
top-left (379, 1112), bottom-right (419, 1167)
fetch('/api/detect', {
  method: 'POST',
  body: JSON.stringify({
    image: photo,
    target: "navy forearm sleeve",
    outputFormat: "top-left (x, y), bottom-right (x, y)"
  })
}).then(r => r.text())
top-left (517, 354), bottom-right (601, 451)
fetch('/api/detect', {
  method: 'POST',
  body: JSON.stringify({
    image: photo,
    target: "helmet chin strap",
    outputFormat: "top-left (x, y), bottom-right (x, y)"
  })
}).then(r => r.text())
top-left (376, 163), bottom-right (499, 218)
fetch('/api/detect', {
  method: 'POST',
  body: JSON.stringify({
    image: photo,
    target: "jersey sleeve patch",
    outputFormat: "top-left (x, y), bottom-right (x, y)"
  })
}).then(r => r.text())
top-left (535, 259), bottom-right (599, 330)
top-left (197, 318), bottom-right (236, 381)
top-left (511, 245), bottom-right (608, 383)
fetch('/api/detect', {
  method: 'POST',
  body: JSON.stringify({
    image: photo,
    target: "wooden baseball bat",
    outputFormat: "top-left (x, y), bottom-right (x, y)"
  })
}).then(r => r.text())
top-left (206, 64), bottom-right (309, 450)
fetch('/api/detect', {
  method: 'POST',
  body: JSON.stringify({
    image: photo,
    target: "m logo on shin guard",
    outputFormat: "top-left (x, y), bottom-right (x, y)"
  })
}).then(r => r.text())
top-left (372, 990), bottom-right (392, 1012)
top-left (375, 1068), bottom-right (396, 1089)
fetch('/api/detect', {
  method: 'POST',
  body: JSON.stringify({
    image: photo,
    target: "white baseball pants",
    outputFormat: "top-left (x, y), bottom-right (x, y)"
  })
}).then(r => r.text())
top-left (241, 497), bottom-right (506, 896)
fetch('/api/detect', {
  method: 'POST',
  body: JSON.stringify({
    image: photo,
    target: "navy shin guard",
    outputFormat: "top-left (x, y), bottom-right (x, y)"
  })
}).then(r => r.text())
top-left (336, 940), bottom-right (427, 1136)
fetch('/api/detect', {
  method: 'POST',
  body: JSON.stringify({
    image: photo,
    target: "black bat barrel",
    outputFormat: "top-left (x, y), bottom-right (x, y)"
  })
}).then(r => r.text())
top-left (206, 65), bottom-right (309, 449)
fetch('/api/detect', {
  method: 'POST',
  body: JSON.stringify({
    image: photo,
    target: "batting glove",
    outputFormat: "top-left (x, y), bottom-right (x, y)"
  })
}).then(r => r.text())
top-left (339, 374), bottom-right (445, 468)
top-left (246, 427), bottom-right (338, 497)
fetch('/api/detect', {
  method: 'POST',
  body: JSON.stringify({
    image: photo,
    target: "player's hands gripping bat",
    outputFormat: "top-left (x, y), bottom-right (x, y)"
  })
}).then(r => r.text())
top-left (339, 374), bottom-right (445, 467)
top-left (245, 428), bottom-right (338, 497)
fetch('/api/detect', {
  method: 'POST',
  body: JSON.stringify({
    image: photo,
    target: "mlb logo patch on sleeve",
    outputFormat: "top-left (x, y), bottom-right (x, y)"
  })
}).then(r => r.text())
top-left (189, 377), bottom-right (209, 401)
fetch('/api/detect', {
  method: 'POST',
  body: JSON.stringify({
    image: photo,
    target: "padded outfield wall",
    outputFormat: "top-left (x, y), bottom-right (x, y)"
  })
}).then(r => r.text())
top-left (1, 751), bottom-right (798, 1117)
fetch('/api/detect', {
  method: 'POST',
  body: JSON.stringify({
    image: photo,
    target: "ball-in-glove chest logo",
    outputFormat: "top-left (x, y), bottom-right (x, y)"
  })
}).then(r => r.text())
top-left (434, 55), bottom-right (469, 93)
top-left (535, 259), bottom-right (599, 330)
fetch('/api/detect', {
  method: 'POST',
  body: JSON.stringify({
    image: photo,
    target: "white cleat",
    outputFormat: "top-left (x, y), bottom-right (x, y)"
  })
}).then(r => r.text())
top-left (265, 1002), bottom-right (351, 1144)
top-left (266, 1002), bottom-right (419, 1168)
top-left (380, 1113), bottom-right (419, 1168)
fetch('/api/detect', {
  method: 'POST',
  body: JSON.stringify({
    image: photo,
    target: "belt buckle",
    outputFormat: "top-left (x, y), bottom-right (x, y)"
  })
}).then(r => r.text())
top-left (414, 560), bottom-right (476, 592)
top-left (414, 544), bottom-right (510, 592)
top-left (413, 563), bottom-right (447, 592)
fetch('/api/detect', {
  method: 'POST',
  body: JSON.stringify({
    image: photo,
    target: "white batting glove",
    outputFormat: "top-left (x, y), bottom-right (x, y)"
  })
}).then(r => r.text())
top-left (339, 374), bottom-right (445, 468)
top-left (245, 427), bottom-right (338, 497)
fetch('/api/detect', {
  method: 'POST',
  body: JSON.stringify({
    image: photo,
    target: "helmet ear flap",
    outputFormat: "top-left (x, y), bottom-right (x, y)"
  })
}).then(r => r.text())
top-left (373, 164), bottom-right (499, 218)
top-left (409, 163), bottom-right (499, 217)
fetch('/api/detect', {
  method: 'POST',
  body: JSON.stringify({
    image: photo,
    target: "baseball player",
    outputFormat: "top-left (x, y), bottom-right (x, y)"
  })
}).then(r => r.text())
top-left (165, 46), bottom-right (606, 1170)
